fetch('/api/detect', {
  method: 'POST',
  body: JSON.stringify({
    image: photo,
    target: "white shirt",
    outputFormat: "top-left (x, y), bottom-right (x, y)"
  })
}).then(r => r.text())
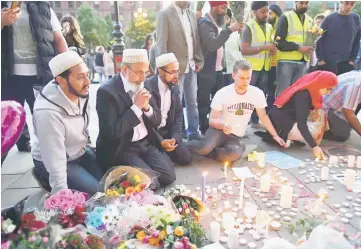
top-left (174, 3), bottom-right (195, 73)
top-left (158, 77), bottom-right (172, 129)
top-left (120, 73), bottom-right (153, 142)
top-left (13, 3), bottom-right (62, 75)
top-left (211, 84), bottom-right (267, 137)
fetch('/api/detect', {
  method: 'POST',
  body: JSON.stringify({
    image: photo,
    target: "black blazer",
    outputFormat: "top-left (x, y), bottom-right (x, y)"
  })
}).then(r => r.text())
top-left (144, 75), bottom-right (183, 142)
top-left (96, 75), bottom-right (162, 169)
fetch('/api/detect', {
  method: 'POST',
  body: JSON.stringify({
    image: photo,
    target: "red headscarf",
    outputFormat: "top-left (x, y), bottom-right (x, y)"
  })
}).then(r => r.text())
top-left (209, 1), bottom-right (228, 7)
top-left (274, 71), bottom-right (338, 109)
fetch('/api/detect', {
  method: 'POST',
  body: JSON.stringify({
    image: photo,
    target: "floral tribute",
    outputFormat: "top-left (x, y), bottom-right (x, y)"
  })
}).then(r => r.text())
top-left (106, 174), bottom-right (147, 198)
top-left (172, 196), bottom-right (203, 222)
top-left (85, 205), bottom-right (120, 233)
top-left (305, 26), bottom-right (326, 47)
top-left (55, 232), bottom-right (105, 249)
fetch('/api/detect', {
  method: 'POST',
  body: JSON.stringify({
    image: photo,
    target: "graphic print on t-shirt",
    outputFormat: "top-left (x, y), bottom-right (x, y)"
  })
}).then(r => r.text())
top-left (227, 102), bottom-right (255, 116)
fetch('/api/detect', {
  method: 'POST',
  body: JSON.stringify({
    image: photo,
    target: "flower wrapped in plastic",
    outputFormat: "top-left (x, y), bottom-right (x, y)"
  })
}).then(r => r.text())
top-left (171, 196), bottom-right (206, 222)
top-left (304, 26), bottom-right (326, 47)
top-left (99, 166), bottom-right (161, 198)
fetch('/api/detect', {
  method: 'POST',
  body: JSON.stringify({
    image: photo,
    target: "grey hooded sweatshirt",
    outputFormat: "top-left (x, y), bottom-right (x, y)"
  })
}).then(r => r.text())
top-left (32, 81), bottom-right (90, 193)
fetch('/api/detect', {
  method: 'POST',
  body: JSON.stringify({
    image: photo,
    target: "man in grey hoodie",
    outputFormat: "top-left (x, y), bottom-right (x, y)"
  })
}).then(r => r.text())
top-left (31, 51), bottom-right (103, 195)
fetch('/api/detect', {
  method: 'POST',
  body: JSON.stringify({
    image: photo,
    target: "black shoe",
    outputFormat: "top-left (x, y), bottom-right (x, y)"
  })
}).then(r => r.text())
top-left (32, 168), bottom-right (51, 192)
top-left (188, 134), bottom-right (203, 141)
top-left (17, 143), bottom-right (31, 152)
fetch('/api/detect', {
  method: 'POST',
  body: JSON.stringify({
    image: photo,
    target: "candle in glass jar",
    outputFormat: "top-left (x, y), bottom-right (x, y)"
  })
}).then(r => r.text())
top-left (348, 155), bottom-right (356, 168)
top-left (224, 162), bottom-right (229, 178)
top-left (357, 156), bottom-right (361, 169)
top-left (260, 174), bottom-right (271, 192)
top-left (321, 167), bottom-right (329, 181)
top-left (227, 229), bottom-right (239, 249)
top-left (280, 185), bottom-right (293, 209)
top-left (257, 152), bottom-right (266, 168)
top-left (210, 221), bottom-right (220, 242)
top-left (344, 169), bottom-right (356, 191)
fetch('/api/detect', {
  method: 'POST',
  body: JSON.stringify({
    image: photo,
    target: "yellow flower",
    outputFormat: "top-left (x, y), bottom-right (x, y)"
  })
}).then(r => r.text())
top-left (136, 231), bottom-right (147, 241)
top-left (190, 245), bottom-right (197, 249)
top-left (106, 189), bottom-right (120, 197)
top-left (135, 184), bottom-right (142, 192)
top-left (133, 175), bottom-right (142, 184)
top-left (185, 208), bottom-right (190, 214)
top-left (148, 237), bottom-right (160, 246)
top-left (174, 226), bottom-right (184, 237)
top-left (118, 244), bottom-right (126, 249)
top-left (194, 210), bottom-right (200, 217)
top-left (159, 230), bottom-right (167, 240)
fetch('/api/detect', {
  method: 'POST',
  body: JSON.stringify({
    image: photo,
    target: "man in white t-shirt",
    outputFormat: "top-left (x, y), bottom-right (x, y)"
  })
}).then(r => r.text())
top-left (187, 59), bottom-right (286, 162)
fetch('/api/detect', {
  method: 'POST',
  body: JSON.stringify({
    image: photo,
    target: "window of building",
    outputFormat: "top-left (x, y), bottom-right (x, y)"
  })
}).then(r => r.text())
top-left (55, 1), bottom-right (61, 8)
top-left (76, 1), bottom-right (81, 7)
top-left (69, 1), bottom-right (74, 8)
top-left (94, 1), bottom-right (100, 9)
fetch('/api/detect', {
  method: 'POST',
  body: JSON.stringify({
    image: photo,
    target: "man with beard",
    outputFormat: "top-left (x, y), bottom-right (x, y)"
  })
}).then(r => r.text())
top-left (145, 53), bottom-right (193, 165)
top-left (198, 1), bottom-right (242, 135)
top-left (96, 49), bottom-right (176, 187)
top-left (241, 1), bottom-right (275, 128)
top-left (275, 1), bottom-right (313, 96)
top-left (31, 51), bottom-right (103, 195)
top-left (316, 1), bottom-right (360, 75)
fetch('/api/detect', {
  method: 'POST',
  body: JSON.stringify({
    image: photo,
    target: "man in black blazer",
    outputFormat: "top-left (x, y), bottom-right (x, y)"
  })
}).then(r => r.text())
top-left (96, 49), bottom-right (176, 187)
top-left (145, 53), bottom-right (193, 165)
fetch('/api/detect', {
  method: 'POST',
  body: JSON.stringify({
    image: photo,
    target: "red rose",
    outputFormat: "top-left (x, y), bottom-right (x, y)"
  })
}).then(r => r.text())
top-left (121, 181), bottom-right (131, 188)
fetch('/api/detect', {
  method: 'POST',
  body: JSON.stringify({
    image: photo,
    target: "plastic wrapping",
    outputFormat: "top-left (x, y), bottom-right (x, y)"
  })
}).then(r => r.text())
top-left (261, 237), bottom-right (297, 249)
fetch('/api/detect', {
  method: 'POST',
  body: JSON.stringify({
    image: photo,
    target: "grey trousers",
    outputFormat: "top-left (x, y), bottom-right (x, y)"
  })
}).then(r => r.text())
top-left (324, 110), bottom-right (352, 142)
top-left (276, 61), bottom-right (308, 96)
top-left (186, 127), bottom-right (245, 162)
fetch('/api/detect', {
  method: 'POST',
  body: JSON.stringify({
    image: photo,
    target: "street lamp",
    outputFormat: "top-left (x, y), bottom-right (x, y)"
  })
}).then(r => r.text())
top-left (112, 1), bottom-right (126, 74)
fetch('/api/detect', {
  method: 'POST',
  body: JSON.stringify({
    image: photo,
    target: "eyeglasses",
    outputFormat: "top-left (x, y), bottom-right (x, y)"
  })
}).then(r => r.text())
top-left (127, 66), bottom-right (150, 78)
top-left (160, 68), bottom-right (180, 75)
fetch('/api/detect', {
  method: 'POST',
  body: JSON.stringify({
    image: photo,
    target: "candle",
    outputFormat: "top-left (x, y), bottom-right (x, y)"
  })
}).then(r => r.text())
top-left (224, 161), bottom-right (229, 178)
top-left (201, 172), bottom-right (207, 202)
top-left (348, 155), bottom-right (356, 168)
top-left (312, 197), bottom-right (323, 216)
top-left (260, 174), bottom-right (271, 192)
top-left (280, 185), bottom-right (293, 209)
top-left (239, 177), bottom-right (245, 209)
top-left (329, 155), bottom-right (338, 165)
top-left (357, 156), bottom-right (361, 169)
top-left (209, 221), bottom-right (220, 242)
top-left (227, 229), bottom-right (239, 249)
top-left (321, 167), bottom-right (329, 181)
top-left (222, 213), bottom-right (235, 230)
top-left (344, 169), bottom-right (356, 191)
top-left (257, 152), bottom-right (266, 168)
top-left (224, 201), bottom-right (231, 211)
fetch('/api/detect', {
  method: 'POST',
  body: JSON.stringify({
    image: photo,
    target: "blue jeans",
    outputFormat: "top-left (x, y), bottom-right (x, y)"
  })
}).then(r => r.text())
top-left (276, 61), bottom-right (308, 96)
top-left (250, 70), bottom-right (268, 124)
top-left (179, 67), bottom-right (199, 137)
top-left (33, 148), bottom-right (104, 195)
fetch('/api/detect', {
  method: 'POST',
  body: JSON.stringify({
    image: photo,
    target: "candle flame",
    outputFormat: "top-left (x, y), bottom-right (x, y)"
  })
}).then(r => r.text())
top-left (203, 172), bottom-right (208, 176)
top-left (224, 161), bottom-right (229, 167)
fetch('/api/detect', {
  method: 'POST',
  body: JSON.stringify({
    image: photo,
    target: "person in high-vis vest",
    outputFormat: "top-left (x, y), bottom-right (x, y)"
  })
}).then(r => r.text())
top-left (267, 4), bottom-right (283, 112)
top-left (275, 1), bottom-right (313, 96)
top-left (241, 1), bottom-right (276, 128)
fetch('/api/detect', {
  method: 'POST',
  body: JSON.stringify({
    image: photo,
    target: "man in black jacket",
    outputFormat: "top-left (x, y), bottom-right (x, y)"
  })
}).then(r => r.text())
top-left (145, 53), bottom-right (193, 166)
top-left (96, 49), bottom-right (176, 187)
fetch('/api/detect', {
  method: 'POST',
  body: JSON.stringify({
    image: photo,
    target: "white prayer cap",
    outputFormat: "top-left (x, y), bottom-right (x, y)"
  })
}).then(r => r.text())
top-left (49, 51), bottom-right (84, 77)
top-left (156, 53), bottom-right (178, 68)
top-left (123, 49), bottom-right (148, 64)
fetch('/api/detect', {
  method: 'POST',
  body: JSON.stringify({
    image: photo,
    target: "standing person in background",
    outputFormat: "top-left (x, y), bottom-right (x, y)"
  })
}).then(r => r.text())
top-left (241, 1), bottom-right (274, 128)
top-left (149, 31), bottom-right (157, 76)
top-left (224, 8), bottom-right (242, 86)
top-left (316, 1), bottom-right (360, 75)
top-left (85, 50), bottom-right (95, 83)
top-left (275, 1), bottom-right (313, 96)
top-left (1, 1), bottom-right (68, 153)
top-left (103, 46), bottom-right (114, 79)
top-left (95, 46), bottom-right (106, 84)
top-left (60, 14), bottom-right (86, 56)
top-left (142, 34), bottom-right (154, 58)
top-left (309, 14), bottom-right (325, 72)
top-left (267, 4), bottom-right (282, 112)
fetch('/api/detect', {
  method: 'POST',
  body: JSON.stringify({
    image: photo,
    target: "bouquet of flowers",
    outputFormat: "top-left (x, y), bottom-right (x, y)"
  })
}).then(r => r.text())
top-left (5, 227), bottom-right (52, 249)
top-left (1, 217), bottom-right (16, 235)
top-left (171, 196), bottom-right (205, 222)
top-left (85, 204), bottom-right (121, 233)
top-left (55, 232), bottom-right (104, 249)
top-left (163, 185), bottom-right (190, 199)
top-left (305, 26), bottom-right (326, 47)
top-left (43, 189), bottom-right (88, 212)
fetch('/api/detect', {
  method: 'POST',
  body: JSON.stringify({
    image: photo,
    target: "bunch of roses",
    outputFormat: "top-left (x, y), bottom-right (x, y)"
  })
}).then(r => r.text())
top-left (55, 232), bottom-right (104, 249)
top-left (106, 175), bottom-right (146, 198)
top-left (44, 189), bottom-right (87, 212)
top-left (5, 228), bottom-right (51, 249)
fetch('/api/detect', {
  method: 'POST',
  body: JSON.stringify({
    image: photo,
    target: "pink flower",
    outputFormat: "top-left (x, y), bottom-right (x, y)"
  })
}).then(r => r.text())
top-left (60, 202), bottom-right (71, 212)
top-left (42, 237), bottom-right (49, 243)
top-left (73, 193), bottom-right (86, 206)
top-left (1, 241), bottom-right (10, 249)
top-left (173, 241), bottom-right (184, 249)
top-left (142, 237), bottom-right (149, 244)
top-left (58, 189), bottom-right (73, 197)
top-left (29, 236), bottom-right (36, 242)
top-left (44, 197), bottom-right (59, 210)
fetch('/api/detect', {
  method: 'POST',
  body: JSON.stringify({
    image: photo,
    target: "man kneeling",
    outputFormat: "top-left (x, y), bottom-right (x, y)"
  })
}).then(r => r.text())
top-left (145, 53), bottom-right (193, 165)
top-left (32, 51), bottom-right (103, 195)
top-left (187, 59), bottom-right (286, 162)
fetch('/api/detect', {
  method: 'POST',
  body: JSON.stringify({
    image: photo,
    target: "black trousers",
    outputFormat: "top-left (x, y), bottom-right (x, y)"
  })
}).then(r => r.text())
top-left (158, 128), bottom-right (193, 166)
top-left (317, 61), bottom-right (355, 75)
top-left (197, 71), bottom-right (224, 134)
top-left (116, 137), bottom-right (176, 187)
top-left (323, 110), bottom-right (352, 142)
top-left (266, 67), bottom-right (276, 113)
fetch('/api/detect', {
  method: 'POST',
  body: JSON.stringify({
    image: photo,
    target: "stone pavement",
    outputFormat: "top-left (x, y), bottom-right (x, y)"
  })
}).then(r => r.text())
top-left (2, 84), bottom-right (361, 210)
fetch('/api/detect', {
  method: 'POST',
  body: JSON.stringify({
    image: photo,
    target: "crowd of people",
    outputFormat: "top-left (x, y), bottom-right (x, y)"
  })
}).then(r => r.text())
top-left (1, 1), bottom-right (361, 196)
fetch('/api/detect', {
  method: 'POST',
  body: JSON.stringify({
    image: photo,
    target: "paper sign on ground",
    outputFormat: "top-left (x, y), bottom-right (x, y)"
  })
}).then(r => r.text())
top-left (232, 167), bottom-right (255, 179)
top-left (265, 151), bottom-right (305, 169)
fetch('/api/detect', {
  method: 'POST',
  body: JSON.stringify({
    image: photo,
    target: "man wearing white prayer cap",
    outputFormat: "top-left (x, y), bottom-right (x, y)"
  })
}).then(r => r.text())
top-left (31, 51), bottom-right (104, 195)
top-left (145, 53), bottom-right (193, 166)
top-left (96, 49), bottom-right (176, 187)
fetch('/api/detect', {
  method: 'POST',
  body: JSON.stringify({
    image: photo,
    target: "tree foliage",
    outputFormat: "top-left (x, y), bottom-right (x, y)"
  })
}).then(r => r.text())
top-left (125, 11), bottom-right (156, 49)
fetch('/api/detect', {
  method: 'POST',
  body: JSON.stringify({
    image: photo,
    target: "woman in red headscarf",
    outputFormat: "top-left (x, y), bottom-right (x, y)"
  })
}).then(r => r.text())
top-left (268, 71), bottom-right (338, 159)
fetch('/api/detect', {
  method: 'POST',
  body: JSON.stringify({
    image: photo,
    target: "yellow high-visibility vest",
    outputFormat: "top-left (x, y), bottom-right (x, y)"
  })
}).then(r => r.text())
top-left (243, 19), bottom-right (273, 71)
top-left (270, 20), bottom-right (279, 67)
top-left (278, 11), bottom-right (313, 62)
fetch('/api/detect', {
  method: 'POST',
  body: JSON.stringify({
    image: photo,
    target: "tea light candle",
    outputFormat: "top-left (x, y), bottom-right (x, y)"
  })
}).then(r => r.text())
top-left (348, 155), bottom-right (356, 168)
top-left (280, 185), bottom-right (293, 209)
top-left (224, 161), bottom-right (229, 178)
top-left (227, 229), bottom-right (239, 249)
top-left (356, 156), bottom-right (361, 169)
top-left (239, 239), bottom-right (247, 245)
top-left (257, 152), bottom-right (266, 168)
top-left (260, 174), bottom-right (271, 192)
top-left (321, 167), bottom-right (329, 181)
top-left (344, 169), bottom-right (356, 191)
top-left (224, 201), bottom-right (231, 210)
top-left (270, 221), bottom-right (281, 231)
top-left (209, 221), bottom-right (220, 242)
top-left (222, 213), bottom-right (235, 230)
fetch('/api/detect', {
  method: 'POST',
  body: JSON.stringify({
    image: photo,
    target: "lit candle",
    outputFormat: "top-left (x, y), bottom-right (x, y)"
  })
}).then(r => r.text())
top-left (224, 162), bottom-right (229, 178)
top-left (329, 155), bottom-right (338, 165)
top-left (344, 169), bottom-right (356, 191)
top-left (357, 156), bottom-right (361, 169)
top-left (227, 229), bottom-right (239, 249)
top-left (280, 185), bottom-right (293, 209)
top-left (210, 221), bottom-right (220, 242)
top-left (260, 174), bottom-right (271, 192)
top-left (348, 155), bottom-right (356, 168)
top-left (239, 177), bottom-right (245, 209)
top-left (257, 152), bottom-right (266, 168)
top-left (321, 167), bottom-right (329, 181)
top-left (201, 172), bottom-right (207, 202)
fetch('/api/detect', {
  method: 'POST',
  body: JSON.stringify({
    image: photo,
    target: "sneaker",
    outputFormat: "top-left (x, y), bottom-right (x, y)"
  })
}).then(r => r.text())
top-left (31, 168), bottom-right (51, 192)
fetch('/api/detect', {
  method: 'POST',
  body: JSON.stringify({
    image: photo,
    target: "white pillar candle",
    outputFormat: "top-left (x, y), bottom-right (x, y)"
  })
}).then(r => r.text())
top-left (257, 152), bottom-right (266, 168)
top-left (280, 185), bottom-right (293, 209)
top-left (209, 221), bottom-right (220, 242)
top-left (224, 162), bottom-right (228, 178)
top-left (356, 156), bottom-right (361, 169)
top-left (260, 174), bottom-right (271, 192)
top-left (321, 167), bottom-right (329, 181)
top-left (222, 213), bottom-right (235, 230)
top-left (227, 229), bottom-right (239, 249)
top-left (344, 169), bottom-right (356, 191)
top-left (348, 155), bottom-right (356, 168)
top-left (329, 155), bottom-right (338, 165)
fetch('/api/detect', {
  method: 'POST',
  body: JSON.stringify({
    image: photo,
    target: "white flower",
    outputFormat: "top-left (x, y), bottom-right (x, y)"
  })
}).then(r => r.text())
top-left (3, 223), bottom-right (16, 234)
top-left (102, 211), bottom-right (114, 224)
